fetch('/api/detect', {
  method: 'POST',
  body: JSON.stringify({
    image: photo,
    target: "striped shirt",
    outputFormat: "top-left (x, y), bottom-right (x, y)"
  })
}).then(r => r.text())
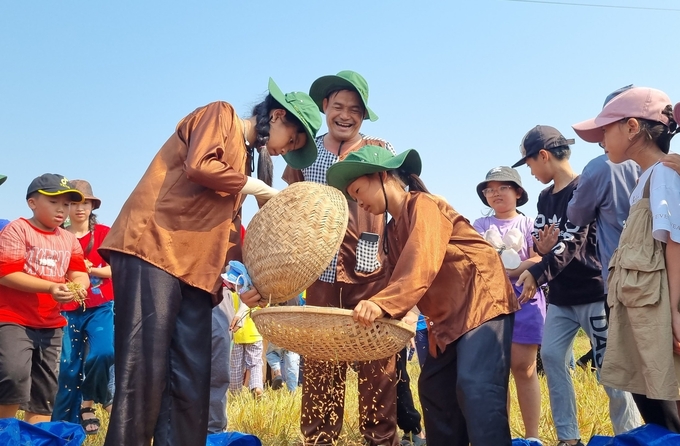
top-left (0, 218), bottom-right (87, 328)
top-left (302, 134), bottom-right (395, 283)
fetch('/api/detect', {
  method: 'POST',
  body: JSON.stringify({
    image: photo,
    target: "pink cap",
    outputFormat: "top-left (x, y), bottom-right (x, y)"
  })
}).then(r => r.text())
top-left (572, 87), bottom-right (672, 143)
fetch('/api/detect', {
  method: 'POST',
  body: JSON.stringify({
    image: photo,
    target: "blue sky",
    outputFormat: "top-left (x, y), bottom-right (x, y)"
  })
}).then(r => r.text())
top-left (1, 0), bottom-right (679, 226)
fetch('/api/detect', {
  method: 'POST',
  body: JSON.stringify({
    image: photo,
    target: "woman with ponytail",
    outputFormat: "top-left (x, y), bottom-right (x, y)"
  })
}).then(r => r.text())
top-left (573, 87), bottom-right (680, 431)
top-left (99, 78), bottom-right (321, 446)
top-left (52, 180), bottom-right (114, 435)
top-left (323, 145), bottom-right (520, 446)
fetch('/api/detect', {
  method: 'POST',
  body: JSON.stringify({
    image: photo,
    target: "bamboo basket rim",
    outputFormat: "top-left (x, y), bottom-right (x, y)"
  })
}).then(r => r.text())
top-left (251, 305), bottom-right (416, 361)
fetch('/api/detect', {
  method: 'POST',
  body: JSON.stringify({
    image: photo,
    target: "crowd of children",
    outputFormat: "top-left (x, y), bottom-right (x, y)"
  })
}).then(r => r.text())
top-left (1, 80), bottom-right (679, 446)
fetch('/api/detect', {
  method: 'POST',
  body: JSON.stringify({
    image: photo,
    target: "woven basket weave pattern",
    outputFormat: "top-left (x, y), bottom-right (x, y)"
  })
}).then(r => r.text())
top-left (252, 306), bottom-right (415, 362)
top-left (243, 182), bottom-right (348, 304)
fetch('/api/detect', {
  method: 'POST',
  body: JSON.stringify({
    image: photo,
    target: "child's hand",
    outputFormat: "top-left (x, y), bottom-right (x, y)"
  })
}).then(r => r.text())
top-left (49, 283), bottom-right (75, 303)
top-left (516, 271), bottom-right (538, 304)
top-left (353, 300), bottom-right (385, 327)
top-left (240, 288), bottom-right (267, 308)
top-left (229, 315), bottom-right (243, 333)
top-left (73, 284), bottom-right (87, 300)
top-left (661, 153), bottom-right (680, 175)
top-left (533, 224), bottom-right (560, 255)
top-left (672, 312), bottom-right (680, 355)
top-left (401, 310), bottom-right (418, 327)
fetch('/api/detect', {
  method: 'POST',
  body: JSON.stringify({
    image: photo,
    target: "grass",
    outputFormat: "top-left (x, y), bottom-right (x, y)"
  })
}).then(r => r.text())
top-left (24, 330), bottom-right (612, 445)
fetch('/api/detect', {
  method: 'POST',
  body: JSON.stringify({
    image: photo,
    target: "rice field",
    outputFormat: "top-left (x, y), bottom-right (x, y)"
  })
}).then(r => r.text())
top-left (23, 330), bottom-right (612, 445)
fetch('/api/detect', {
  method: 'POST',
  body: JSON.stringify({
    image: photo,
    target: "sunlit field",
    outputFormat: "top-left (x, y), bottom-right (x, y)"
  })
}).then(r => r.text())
top-left (24, 331), bottom-right (611, 445)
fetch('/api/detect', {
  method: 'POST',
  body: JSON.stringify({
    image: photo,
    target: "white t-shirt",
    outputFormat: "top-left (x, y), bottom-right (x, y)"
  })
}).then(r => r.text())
top-left (629, 163), bottom-right (680, 244)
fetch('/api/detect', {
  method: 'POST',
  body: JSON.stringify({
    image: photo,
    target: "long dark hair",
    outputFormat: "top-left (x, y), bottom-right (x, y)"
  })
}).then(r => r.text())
top-left (633, 105), bottom-right (679, 154)
top-left (380, 170), bottom-right (430, 255)
top-left (83, 212), bottom-right (98, 255)
top-left (250, 95), bottom-right (307, 185)
top-left (391, 169), bottom-right (430, 193)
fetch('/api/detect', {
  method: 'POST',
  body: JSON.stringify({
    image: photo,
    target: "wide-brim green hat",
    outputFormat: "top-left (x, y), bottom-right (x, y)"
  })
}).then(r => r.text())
top-left (309, 70), bottom-right (378, 122)
top-left (0, 175), bottom-right (6, 186)
top-left (268, 78), bottom-right (322, 170)
top-left (327, 146), bottom-right (422, 200)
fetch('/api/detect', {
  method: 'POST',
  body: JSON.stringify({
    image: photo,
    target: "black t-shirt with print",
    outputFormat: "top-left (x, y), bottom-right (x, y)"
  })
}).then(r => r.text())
top-left (528, 177), bottom-right (604, 306)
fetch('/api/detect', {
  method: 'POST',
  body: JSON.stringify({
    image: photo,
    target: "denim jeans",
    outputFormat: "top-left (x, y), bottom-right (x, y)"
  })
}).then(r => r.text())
top-left (541, 302), bottom-right (640, 440)
top-left (52, 301), bottom-right (114, 423)
top-left (265, 342), bottom-right (300, 392)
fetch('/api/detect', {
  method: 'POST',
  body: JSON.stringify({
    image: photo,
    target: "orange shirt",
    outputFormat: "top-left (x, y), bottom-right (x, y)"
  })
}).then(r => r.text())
top-left (100, 102), bottom-right (250, 298)
top-left (0, 218), bottom-right (87, 328)
top-left (370, 193), bottom-right (519, 357)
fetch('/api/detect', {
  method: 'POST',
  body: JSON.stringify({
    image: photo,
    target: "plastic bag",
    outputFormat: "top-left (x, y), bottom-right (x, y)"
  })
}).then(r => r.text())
top-left (221, 261), bottom-right (252, 294)
top-left (484, 226), bottom-right (523, 269)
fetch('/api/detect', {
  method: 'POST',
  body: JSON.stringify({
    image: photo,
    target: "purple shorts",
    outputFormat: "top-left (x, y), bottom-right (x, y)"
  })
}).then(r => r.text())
top-left (512, 285), bottom-right (546, 345)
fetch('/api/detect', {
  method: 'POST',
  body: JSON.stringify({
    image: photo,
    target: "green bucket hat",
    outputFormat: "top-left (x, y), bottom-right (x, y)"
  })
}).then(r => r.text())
top-left (0, 175), bottom-right (6, 186)
top-left (326, 146), bottom-right (422, 200)
top-left (268, 78), bottom-right (322, 169)
top-left (309, 70), bottom-right (378, 122)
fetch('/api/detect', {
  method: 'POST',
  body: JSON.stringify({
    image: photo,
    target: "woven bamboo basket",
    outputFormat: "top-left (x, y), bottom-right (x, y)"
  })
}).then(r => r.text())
top-left (251, 306), bottom-right (415, 361)
top-left (243, 182), bottom-right (348, 304)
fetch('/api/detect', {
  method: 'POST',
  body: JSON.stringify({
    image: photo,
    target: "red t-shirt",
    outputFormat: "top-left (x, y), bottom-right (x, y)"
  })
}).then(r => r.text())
top-left (62, 224), bottom-right (114, 311)
top-left (0, 218), bottom-right (87, 328)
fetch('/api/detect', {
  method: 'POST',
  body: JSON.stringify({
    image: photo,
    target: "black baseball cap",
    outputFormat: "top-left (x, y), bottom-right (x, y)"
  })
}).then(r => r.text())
top-left (512, 125), bottom-right (575, 168)
top-left (26, 174), bottom-right (84, 202)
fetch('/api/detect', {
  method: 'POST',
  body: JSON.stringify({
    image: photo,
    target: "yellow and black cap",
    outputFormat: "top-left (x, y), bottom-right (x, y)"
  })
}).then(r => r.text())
top-left (26, 174), bottom-right (84, 202)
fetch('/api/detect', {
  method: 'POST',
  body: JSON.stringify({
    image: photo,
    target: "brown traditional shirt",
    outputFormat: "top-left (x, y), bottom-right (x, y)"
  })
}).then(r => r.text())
top-left (371, 192), bottom-right (519, 357)
top-left (100, 101), bottom-right (250, 298)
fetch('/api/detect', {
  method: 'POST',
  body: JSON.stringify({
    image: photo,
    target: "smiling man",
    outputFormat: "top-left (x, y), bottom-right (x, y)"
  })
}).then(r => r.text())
top-left (282, 71), bottom-right (423, 446)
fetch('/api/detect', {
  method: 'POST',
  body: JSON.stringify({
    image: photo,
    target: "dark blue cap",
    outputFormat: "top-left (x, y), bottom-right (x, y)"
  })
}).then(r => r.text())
top-left (603, 84), bottom-right (634, 108)
top-left (512, 125), bottom-right (575, 168)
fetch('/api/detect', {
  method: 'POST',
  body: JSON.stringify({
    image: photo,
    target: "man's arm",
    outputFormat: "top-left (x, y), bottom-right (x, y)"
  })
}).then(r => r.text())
top-left (567, 160), bottom-right (606, 226)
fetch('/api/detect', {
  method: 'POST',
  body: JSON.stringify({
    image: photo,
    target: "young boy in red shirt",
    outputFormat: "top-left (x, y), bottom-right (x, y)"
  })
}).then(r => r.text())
top-left (0, 174), bottom-right (90, 423)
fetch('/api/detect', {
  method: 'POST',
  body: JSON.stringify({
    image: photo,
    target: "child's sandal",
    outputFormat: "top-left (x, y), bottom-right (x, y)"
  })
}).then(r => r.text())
top-left (80, 406), bottom-right (101, 435)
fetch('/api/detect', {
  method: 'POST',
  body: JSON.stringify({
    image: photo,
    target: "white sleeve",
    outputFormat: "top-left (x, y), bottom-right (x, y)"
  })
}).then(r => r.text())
top-left (650, 165), bottom-right (680, 243)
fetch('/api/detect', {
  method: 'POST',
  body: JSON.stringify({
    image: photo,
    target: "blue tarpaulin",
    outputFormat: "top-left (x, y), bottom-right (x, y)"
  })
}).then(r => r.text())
top-left (0, 419), bottom-right (86, 446)
top-left (206, 431), bottom-right (262, 446)
top-left (512, 439), bottom-right (543, 446)
top-left (587, 424), bottom-right (680, 446)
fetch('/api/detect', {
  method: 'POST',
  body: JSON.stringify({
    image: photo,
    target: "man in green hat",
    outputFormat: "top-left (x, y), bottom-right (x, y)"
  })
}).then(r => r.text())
top-left (283, 71), bottom-right (422, 446)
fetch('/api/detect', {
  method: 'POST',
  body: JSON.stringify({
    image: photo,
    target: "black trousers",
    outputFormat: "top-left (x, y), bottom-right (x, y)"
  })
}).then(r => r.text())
top-left (631, 393), bottom-right (680, 433)
top-left (396, 347), bottom-right (422, 435)
top-left (418, 313), bottom-right (514, 446)
top-left (104, 253), bottom-right (213, 446)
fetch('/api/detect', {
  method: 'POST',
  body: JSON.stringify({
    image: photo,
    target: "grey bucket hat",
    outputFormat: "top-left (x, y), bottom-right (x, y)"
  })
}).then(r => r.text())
top-left (476, 166), bottom-right (528, 207)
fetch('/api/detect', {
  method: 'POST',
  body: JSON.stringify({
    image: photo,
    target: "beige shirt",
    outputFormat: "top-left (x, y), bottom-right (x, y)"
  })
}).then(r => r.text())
top-left (100, 102), bottom-right (250, 299)
top-left (370, 192), bottom-right (519, 357)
